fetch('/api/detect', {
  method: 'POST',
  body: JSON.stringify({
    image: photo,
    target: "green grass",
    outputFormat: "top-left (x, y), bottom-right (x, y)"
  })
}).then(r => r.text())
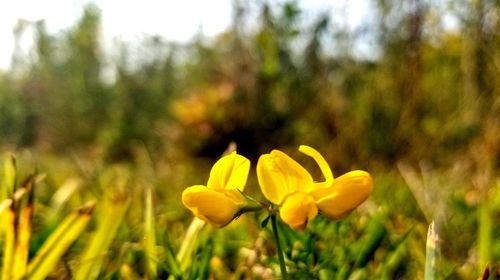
top-left (0, 151), bottom-right (499, 279)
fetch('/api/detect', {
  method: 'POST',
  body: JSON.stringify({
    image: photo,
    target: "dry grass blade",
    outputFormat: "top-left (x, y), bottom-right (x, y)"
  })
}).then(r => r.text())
top-left (74, 191), bottom-right (130, 280)
top-left (26, 201), bottom-right (96, 280)
top-left (477, 264), bottom-right (490, 280)
top-left (1, 174), bottom-right (38, 280)
top-left (0, 192), bottom-right (23, 215)
top-left (0, 173), bottom-right (44, 214)
top-left (12, 181), bottom-right (35, 279)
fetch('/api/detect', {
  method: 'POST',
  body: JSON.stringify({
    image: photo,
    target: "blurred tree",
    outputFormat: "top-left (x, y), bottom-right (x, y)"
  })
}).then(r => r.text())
top-left (0, 0), bottom-right (497, 170)
top-left (104, 40), bottom-right (177, 161)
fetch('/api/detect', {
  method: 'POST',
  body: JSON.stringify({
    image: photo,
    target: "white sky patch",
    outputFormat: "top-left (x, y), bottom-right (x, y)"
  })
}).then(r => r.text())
top-left (0, 0), bottom-right (233, 70)
top-left (98, 0), bottom-right (231, 42)
top-left (0, 0), bottom-right (84, 69)
top-left (0, 0), bottom-right (461, 71)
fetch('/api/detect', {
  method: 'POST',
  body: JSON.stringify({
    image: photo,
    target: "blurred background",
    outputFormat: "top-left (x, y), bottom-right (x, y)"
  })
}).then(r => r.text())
top-left (0, 0), bottom-right (499, 278)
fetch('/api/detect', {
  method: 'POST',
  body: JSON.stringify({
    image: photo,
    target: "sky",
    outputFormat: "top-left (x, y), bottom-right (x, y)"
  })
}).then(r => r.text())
top-left (0, 0), bottom-right (372, 70)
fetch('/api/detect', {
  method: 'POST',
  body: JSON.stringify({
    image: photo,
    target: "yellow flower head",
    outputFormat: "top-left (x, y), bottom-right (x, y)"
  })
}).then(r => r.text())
top-left (182, 151), bottom-right (250, 227)
top-left (257, 145), bottom-right (372, 231)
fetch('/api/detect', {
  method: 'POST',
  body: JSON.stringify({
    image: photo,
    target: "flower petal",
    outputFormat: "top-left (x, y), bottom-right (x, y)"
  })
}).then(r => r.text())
top-left (207, 152), bottom-right (250, 191)
top-left (279, 192), bottom-right (318, 231)
top-left (313, 170), bottom-right (372, 220)
top-left (257, 150), bottom-right (313, 204)
top-left (225, 154), bottom-right (251, 191)
top-left (256, 154), bottom-right (286, 204)
top-left (182, 185), bottom-right (246, 227)
top-left (223, 188), bottom-right (248, 204)
top-left (298, 145), bottom-right (334, 189)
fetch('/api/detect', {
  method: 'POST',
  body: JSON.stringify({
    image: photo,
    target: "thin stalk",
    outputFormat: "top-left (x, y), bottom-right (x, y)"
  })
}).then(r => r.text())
top-left (425, 221), bottom-right (438, 280)
top-left (235, 205), bottom-right (263, 217)
top-left (270, 214), bottom-right (288, 279)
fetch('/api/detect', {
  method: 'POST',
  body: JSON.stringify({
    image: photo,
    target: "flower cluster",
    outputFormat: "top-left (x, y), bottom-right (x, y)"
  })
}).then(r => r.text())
top-left (182, 145), bottom-right (372, 231)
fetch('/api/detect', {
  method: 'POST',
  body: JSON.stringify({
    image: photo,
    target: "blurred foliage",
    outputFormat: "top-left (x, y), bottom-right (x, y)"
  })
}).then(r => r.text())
top-left (0, 0), bottom-right (499, 279)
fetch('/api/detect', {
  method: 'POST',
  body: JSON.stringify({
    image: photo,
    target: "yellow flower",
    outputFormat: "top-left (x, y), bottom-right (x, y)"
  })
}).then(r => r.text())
top-left (257, 145), bottom-right (372, 230)
top-left (182, 151), bottom-right (250, 227)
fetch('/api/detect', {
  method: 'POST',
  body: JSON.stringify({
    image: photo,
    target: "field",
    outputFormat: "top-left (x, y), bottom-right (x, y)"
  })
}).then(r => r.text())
top-left (0, 1), bottom-right (499, 279)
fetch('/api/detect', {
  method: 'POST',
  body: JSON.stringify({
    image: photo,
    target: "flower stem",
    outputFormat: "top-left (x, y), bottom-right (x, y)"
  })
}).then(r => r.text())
top-left (271, 214), bottom-right (288, 279)
top-left (238, 205), bottom-right (264, 214)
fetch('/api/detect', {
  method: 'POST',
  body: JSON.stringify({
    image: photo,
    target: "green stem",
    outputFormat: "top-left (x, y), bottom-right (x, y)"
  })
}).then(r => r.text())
top-left (237, 205), bottom-right (264, 215)
top-left (271, 214), bottom-right (288, 279)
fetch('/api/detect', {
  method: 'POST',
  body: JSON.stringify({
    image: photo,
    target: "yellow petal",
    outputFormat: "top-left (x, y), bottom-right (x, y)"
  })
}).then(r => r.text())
top-left (182, 186), bottom-right (245, 227)
top-left (298, 145), bottom-right (334, 189)
top-left (279, 192), bottom-right (318, 231)
top-left (313, 170), bottom-right (372, 220)
top-left (225, 154), bottom-right (251, 191)
top-left (257, 150), bottom-right (313, 205)
top-left (207, 152), bottom-right (250, 191)
top-left (223, 188), bottom-right (248, 205)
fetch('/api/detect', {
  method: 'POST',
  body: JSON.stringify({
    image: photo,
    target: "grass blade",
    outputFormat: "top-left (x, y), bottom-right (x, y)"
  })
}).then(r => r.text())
top-left (164, 237), bottom-right (182, 277)
top-left (1, 153), bottom-right (16, 201)
top-left (0, 173), bottom-right (43, 216)
top-left (191, 238), bottom-right (213, 280)
top-left (1, 174), bottom-right (37, 280)
top-left (26, 201), bottom-right (95, 280)
top-left (425, 221), bottom-right (439, 280)
top-left (355, 213), bottom-right (387, 268)
top-left (478, 203), bottom-right (491, 274)
top-left (177, 217), bottom-right (206, 273)
top-left (1, 205), bottom-right (16, 280)
top-left (12, 183), bottom-right (35, 279)
top-left (74, 191), bottom-right (130, 280)
top-left (144, 186), bottom-right (157, 279)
